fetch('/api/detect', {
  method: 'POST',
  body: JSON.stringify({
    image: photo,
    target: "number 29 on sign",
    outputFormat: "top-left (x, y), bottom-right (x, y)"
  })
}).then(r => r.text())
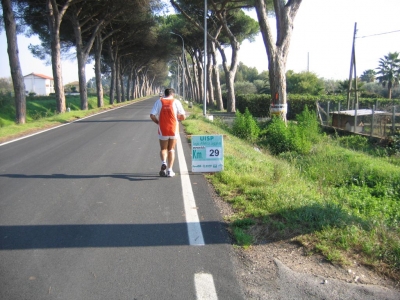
top-left (206, 147), bottom-right (222, 158)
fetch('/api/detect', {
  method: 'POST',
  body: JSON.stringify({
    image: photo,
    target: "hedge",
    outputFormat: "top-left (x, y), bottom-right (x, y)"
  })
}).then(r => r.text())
top-left (222, 93), bottom-right (397, 119)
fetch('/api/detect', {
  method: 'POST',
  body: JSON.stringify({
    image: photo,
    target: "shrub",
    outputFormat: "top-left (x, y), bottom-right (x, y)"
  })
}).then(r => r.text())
top-left (338, 135), bottom-right (369, 150)
top-left (262, 117), bottom-right (294, 154)
top-left (262, 107), bottom-right (319, 155)
top-left (231, 108), bottom-right (260, 142)
top-left (234, 81), bottom-right (257, 95)
top-left (296, 106), bottom-right (321, 143)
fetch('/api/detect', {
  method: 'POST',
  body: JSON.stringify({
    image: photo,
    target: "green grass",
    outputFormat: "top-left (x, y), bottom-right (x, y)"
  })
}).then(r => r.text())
top-left (182, 109), bottom-right (400, 282)
top-left (0, 95), bottom-right (151, 141)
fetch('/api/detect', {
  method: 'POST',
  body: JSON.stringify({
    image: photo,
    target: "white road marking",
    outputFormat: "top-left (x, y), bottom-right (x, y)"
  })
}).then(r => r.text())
top-left (176, 132), bottom-right (205, 246)
top-left (0, 99), bottom-right (147, 147)
top-left (195, 273), bottom-right (218, 300)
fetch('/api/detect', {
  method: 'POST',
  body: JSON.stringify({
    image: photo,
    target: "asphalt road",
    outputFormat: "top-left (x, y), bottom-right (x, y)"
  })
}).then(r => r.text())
top-left (0, 97), bottom-right (244, 300)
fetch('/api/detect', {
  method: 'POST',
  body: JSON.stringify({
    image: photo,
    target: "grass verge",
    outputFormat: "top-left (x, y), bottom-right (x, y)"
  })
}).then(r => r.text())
top-left (182, 111), bottom-right (400, 283)
top-left (0, 95), bottom-right (152, 143)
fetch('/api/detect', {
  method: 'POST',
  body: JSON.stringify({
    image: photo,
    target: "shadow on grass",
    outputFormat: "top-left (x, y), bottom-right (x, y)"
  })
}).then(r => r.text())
top-left (242, 202), bottom-right (369, 242)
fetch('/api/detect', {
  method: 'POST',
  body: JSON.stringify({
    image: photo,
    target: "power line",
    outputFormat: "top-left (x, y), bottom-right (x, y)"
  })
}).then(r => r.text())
top-left (356, 29), bottom-right (400, 39)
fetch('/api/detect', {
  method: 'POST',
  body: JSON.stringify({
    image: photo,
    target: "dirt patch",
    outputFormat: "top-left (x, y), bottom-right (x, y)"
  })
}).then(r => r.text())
top-left (207, 180), bottom-right (400, 298)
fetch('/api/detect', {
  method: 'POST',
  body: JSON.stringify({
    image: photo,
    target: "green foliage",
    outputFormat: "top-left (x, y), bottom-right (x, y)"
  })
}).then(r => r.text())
top-left (234, 81), bottom-right (257, 95)
top-left (0, 77), bottom-right (13, 93)
top-left (286, 70), bottom-right (325, 95)
top-left (182, 114), bottom-right (400, 279)
top-left (262, 117), bottom-right (294, 154)
top-left (376, 52), bottom-right (400, 99)
top-left (227, 93), bottom-right (392, 119)
top-left (262, 108), bottom-right (319, 155)
top-left (235, 62), bottom-right (259, 82)
top-left (388, 133), bottom-right (400, 155)
top-left (231, 108), bottom-right (260, 142)
top-left (360, 69), bottom-right (377, 83)
top-left (296, 106), bottom-right (320, 143)
top-left (232, 227), bottom-right (253, 248)
top-left (338, 135), bottom-right (369, 150)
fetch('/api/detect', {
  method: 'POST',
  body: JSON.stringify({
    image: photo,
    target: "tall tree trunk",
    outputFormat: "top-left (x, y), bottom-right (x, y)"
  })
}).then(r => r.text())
top-left (211, 42), bottom-right (223, 110)
top-left (94, 34), bottom-right (104, 107)
top-left (184, 53), bottom-right (194, 102)
top-left (191, 54), bottom-right (199, 102)
top-left (207, 48), bottom-right (214, 107)
top-left (195, 51), bottom-right (204, 104)
top-left (47, 0), bottom-right (66, 113)
top-left (2, 0), bottom-right (26, 124)
top-left (108, 42), bottom-right (116, 104)
top-left (75, 49), bottom-right (88, 109)
top-left (127, 65), bottom-right (133, 101)
top-left (115, 57), bottom-right (121, 103)
top-left (216, 43), bottom-right (238, 113)
top-left (70, 9), bottom-right (104, 110)
top-left (255, 0), bottom-right (302, 121)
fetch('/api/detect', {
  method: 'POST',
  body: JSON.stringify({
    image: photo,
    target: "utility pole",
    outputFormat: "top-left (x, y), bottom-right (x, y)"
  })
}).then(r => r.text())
top-left (347, 22), bottom-right (357, 110)
top-left (203, 0), bottom-right (207, 116)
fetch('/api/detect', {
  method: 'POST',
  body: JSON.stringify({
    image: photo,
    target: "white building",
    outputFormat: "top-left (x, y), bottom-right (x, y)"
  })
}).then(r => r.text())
top-left (23, 73), bottom-right (55, 96)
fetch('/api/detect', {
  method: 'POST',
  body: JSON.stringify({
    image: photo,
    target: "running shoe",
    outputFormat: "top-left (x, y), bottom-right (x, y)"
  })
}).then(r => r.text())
top-left (167, 170), bottom-right (175, 177)
top-left (159, 163), bottom-right (167, 177)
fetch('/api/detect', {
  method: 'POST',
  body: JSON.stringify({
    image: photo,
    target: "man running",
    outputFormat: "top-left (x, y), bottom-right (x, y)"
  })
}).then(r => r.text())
top-left (150, 88), bottom-right (186, 177)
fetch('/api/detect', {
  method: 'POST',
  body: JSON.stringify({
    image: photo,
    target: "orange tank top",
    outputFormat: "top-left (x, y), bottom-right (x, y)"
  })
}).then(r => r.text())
top-left (159, 98), bottom-right (177, 136)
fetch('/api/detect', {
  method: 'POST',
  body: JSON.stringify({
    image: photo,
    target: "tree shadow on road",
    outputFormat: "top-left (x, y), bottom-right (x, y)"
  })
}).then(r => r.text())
top-left (0, 173), bottom-right (159, 182)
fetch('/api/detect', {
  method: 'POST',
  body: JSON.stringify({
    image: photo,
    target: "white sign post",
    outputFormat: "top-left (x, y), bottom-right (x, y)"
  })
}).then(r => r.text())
top-left (191, 135), bottom-right (224, 172)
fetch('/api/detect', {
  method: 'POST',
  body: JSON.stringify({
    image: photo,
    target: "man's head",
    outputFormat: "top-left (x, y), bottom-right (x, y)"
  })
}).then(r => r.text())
top-left (164, 88), bottom-right (175, 97)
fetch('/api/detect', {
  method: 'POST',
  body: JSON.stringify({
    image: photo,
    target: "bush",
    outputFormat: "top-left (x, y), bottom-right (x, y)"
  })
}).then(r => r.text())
top-left (262, 117), bottom-right (294, 154)
top-left (338, 135), bottom-right (369, 150)
top-left (296, 106), bottom-right (320, 143)
top-left (262, 107), bottom-right (320, 155)
top-left (231, 108), bottom-right (260, 142)
top-left (234, 81), bottom-right (257, 95)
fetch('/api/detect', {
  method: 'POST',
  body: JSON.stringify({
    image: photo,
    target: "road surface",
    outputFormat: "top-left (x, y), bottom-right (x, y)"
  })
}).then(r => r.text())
top-left (0, 97), bottom-right (244, 300)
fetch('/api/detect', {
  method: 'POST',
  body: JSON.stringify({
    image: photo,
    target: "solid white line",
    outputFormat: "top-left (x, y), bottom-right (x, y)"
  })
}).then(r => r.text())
top-left (176, 131), bottom-right (205, 246)
top-left (194, 273), bottom-right (218, 300)
top-left (0, 99), bottom-right (148, 147)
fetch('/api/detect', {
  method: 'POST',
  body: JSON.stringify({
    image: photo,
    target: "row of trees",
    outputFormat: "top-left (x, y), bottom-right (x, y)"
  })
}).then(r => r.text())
top-left (1, 0), bottom-right (173, 123)
top-left (2, 0), bottom-right (304, 124)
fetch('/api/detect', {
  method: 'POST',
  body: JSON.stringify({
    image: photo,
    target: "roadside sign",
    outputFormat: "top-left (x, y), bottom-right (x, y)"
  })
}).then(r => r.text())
top-left (191, 135), bottom-right (224, 172)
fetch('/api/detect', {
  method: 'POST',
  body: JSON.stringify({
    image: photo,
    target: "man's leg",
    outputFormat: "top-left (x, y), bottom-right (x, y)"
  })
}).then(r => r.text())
top-left (159, 139), bottom-right (169, 176)
top-left (167, 138), bottom-right (177, 170)
top-left (159, 139), bottom-right (168, 162)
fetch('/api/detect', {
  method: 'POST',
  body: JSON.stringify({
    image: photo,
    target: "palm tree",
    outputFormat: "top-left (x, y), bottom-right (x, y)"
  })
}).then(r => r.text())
top-left (360, 69), bottom-right (376, 83)
top-left (376, 52), bottom-right (400, 100)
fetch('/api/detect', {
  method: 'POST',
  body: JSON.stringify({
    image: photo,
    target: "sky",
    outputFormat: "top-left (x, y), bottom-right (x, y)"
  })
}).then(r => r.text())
top-left (1, 0), bottom-right (400, 84)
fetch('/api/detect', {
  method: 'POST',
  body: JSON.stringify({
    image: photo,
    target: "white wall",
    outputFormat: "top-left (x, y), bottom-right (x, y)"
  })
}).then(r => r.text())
top-left (23, 75), bottom-right (54, 96)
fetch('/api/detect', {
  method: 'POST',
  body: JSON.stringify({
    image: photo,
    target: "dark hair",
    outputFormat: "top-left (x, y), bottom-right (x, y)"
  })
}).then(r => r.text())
top-left (164, 88), bottom-right (175, 97)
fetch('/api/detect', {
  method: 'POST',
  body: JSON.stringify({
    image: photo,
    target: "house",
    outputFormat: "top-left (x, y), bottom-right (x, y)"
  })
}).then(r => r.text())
top-left (23, 73), bottom-right (54, 96)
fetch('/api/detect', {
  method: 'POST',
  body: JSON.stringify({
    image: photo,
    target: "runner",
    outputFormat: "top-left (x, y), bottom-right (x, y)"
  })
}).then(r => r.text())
top-left (150, 88), bottom-right (186, 177)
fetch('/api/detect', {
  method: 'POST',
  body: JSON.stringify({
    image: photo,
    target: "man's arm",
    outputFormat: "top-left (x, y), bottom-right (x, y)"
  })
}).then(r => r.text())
top-left (150, 114), bottom-right (159, 124)
top-left (175, 100), bottom-right (186, 121)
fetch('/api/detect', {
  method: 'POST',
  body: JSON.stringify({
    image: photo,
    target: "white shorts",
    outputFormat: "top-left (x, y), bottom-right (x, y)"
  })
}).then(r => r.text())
top-left (159, 135), bottom-right (178, 141)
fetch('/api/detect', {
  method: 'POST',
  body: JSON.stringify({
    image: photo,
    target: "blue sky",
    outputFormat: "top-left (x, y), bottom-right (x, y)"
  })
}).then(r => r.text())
top-left (1, 0), bottom-right (399, 83)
